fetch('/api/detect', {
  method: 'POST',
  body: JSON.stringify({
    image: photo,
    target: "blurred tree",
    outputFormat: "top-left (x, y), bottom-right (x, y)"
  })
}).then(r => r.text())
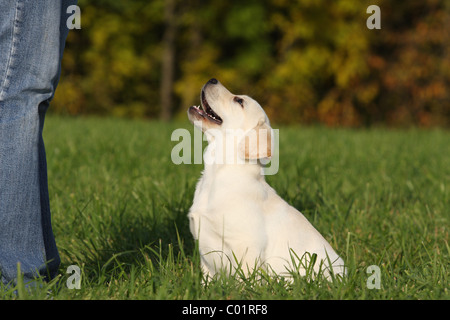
top-left (372, 0), bottom-right (450, 126)
top-left (174, 0), bottom-right (272, 114)
top-left (55, 0), bottom-right (165, 117)
top-left (160, 0), bottom-right (177, 121)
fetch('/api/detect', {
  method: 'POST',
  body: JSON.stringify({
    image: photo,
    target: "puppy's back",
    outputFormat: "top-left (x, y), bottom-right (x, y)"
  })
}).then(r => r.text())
top-left (262, 187), bottom-right (345, 277)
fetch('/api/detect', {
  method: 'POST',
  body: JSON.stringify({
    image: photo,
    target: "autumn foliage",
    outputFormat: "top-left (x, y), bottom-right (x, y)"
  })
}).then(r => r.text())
top-left (53, 0), bottom-right (450, 127)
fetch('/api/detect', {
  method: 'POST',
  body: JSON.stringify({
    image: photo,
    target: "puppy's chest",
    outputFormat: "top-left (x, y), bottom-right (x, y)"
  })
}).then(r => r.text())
top-left (191, 171), bottom-right (268, 223)
top-left (194, 168), bottom-right (258, 201)
top-left (190, 174), bottom-right (224, 214)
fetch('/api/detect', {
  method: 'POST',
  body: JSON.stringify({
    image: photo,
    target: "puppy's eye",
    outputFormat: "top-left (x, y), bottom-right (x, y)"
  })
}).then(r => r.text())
top-left (234, 96), bottom-right (244, 107)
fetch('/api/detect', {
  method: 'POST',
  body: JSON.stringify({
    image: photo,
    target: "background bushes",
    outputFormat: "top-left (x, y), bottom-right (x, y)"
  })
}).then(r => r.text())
top-left (53, 0), bottom-right (450, 127)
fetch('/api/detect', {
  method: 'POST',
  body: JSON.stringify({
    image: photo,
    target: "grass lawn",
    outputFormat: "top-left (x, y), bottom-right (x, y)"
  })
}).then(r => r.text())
top-left (1, 115), bottom-right (448, 300)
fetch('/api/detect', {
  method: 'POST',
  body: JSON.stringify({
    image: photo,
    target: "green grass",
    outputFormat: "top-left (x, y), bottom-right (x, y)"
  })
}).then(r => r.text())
top-left (1, 115), bottom-right (449, 299)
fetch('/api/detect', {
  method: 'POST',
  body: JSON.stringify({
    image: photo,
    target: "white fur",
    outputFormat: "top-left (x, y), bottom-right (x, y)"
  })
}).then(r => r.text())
top-left (187, 79), bottom-right (345, 280)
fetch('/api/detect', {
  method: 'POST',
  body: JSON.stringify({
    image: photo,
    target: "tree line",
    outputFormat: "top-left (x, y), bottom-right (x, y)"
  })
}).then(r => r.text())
top-left (52, 0), bottom-right (450, 127)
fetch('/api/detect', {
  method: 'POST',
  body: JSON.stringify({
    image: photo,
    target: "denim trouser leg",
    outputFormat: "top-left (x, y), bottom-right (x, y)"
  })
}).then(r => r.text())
top-left (0, 0), bottom-right (76, 284)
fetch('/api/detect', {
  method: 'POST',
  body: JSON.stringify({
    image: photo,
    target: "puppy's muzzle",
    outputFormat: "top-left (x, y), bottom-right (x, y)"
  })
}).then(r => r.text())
top-left (188, 78), bottom-right (223, 125)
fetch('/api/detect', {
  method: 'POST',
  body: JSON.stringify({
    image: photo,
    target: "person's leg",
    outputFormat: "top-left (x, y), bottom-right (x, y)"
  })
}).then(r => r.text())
top-left (0, 0), bottom-right (77, 284)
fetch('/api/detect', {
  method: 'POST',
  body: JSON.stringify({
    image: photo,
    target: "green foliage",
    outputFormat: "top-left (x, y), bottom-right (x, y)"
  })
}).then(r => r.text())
top-left (52, 1), bottom-right (450, 126)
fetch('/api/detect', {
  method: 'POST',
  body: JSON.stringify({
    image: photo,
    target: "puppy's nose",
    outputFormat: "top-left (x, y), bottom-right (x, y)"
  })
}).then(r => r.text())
top-left (207, 78), bottom-right (218, 85)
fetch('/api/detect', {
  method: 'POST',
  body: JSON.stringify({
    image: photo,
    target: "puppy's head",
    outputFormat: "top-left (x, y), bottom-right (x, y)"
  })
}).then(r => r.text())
top-left (188, 78), bottom-right (272, 160)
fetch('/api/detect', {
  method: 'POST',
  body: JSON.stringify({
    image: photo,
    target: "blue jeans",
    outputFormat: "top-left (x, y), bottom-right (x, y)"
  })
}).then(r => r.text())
top-left (0, 0), bottom-right (76, 284)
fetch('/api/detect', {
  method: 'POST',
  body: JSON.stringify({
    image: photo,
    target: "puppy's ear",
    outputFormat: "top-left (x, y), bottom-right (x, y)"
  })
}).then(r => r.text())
top-left (239, 120), bottom-right (272, 160)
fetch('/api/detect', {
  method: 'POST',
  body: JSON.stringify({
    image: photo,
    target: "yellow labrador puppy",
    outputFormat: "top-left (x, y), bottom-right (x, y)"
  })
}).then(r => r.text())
top-left (187, 78), bottom-right (345, 280)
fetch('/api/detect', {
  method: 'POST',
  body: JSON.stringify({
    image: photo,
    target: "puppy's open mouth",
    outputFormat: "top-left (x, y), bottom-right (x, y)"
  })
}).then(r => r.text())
top-left (189, 91), bottom-right (223, 125)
